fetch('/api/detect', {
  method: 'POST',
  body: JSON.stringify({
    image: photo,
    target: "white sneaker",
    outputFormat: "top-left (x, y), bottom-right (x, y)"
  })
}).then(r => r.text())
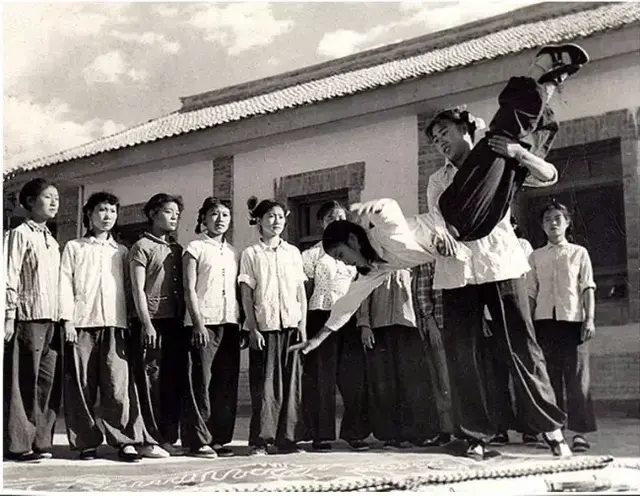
top-left (138, 444), bottom-right (170, 459)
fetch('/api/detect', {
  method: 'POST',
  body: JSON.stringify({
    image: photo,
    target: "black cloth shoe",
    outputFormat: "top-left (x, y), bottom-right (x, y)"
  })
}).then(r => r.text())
top-left (487, 432), bottom-right (509, 447)
top-left (543, 433), bottom-right (573, 457)
top-left (5, 451), bottom-right (42, 462)
top-left (276, 441), bottom-right (303, 454)
top-left (347, 440), bottom-right (370, 451)
top-left (423, 433), bottom-right (452, 447)
top-left (118, 446), bottom-right (142, 462)
top-left (312, 441), bottom-right (332, 452)
top-left (79, 448), bottom-right (98, 460)
top-left (536, 43), bottom-right (589, 85)
top-left (571, 435), bottom-right (591, 453)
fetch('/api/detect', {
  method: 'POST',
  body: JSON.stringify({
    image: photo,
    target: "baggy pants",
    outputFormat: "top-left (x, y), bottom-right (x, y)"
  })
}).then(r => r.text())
top-left (483, 321), bottom-right (538, 436)
top-left (364, 325), bottom-right (441, 442)
top-left (421, 330), bottom-right (454, 434)
top-left (439, 76), bottom-right (560, 241)
top-left (130, 318), bottom-right (187, 445)
top-left (3, 321), bottom-right (61, 455)
top-left (337, 320), bottom-right (371, 442)
top-left (63, 327), bottom-right (154, 450)
top-left (535, 320), bottom-right (597, 434)
top-left (181, 324), bottom-right (240, 449)
top-left (442, 279), bottom-right (566, 442)
top-left (302, 310), bottom-right (340, 442)
top-left (248, 329), bottom-right (305, 447)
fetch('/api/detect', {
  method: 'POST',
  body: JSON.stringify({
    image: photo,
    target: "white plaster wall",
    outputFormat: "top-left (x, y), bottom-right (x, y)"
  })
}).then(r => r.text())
top-left (233, 115), bottom-right (418, 250)
top-left (463, 62), bottom-right (640, 126)
top-left (84, 160), bottom-right (213, 244)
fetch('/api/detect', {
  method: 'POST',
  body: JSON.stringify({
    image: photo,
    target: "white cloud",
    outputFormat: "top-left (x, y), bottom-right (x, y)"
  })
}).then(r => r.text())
top-left (111, 30), bottom-right (181, 54)
top-left (82, 51), bottom-right (148, 85)
top-left (317, 1), bottom-right (540, 59)
top-left (3, 96), bottom-right (126, 170)
top-left (318, 25), bottom-right (389, 58)
top-left (188, 3), bottom-right (294, 55)
top-left (4, 4), bottom-right (130, 89)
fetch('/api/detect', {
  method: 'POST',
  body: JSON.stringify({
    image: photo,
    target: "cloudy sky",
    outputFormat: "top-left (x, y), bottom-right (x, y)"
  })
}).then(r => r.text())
top-left (3, 1), bottom-right (539, 170)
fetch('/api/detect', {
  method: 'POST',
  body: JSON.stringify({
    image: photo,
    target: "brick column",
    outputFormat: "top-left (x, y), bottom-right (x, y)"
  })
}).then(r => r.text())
top-left (213, 156), bottom-right (234, 241)
top-left (620, 111), bottom-right (640, 321)
top-left (417, 114), bottom-right (446, 213)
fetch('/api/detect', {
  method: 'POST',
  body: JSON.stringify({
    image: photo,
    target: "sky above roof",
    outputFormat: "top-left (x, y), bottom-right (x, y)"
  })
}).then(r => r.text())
top-left (3, 1), bottom-right (539, 171)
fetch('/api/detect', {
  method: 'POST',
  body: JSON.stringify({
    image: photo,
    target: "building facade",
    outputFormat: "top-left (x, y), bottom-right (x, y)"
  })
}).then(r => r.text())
top-left (4, 3), bottom-right (640, 411)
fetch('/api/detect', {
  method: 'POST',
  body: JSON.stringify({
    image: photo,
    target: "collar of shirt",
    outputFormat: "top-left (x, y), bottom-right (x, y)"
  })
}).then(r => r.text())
top-left (85, 234), bottom-right (119, 248)
top-left (25, 218), bottom-right (53, 236)
top-left (144, 231), bottom-right (178, 246)
top-left (197, 233), bottom-right (226, 247)
top-left (545, 240), bottom-right (570, 249)
top-left (258, 238), bottom-right (284, 251)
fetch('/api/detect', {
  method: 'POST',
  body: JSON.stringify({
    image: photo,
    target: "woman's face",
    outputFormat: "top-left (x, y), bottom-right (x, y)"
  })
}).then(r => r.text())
top-left (259, 206), bottom-right (286, 238)
top-left (430, 120), bottom-right (472, 163)
top-left (326, 234), bottom-right (369, 268)
top-left (542, 208), bottom-right (569, 240)
top-left (152, 202), bottom-right (181, 233)
top-left (90, 202), bottom-right (118, 234)
top-left (204, 205), bottom-right (231, 236)
top-left (321, 207), bottom-right (347, 229)
top-left (29, 185), bottom-right (59, 221)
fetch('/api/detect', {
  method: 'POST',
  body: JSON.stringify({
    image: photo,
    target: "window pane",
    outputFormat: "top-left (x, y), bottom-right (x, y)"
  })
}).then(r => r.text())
top-left (546, 139), bottom-right (622, 182)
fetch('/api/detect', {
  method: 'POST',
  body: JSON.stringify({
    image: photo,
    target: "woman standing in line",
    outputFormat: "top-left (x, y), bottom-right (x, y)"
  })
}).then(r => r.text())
top-left (301, 201), bottom-right (370, 452)
top-left (528, 201), bottom-right (597, 452)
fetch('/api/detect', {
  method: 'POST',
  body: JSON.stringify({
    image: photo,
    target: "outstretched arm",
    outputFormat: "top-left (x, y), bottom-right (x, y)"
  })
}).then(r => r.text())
top-left (288, 270), bottom-right (389, 354)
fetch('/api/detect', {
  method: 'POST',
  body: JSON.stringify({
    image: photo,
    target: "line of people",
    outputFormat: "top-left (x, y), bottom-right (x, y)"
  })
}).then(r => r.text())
top-left (4, 42), bottom-right (597, 463)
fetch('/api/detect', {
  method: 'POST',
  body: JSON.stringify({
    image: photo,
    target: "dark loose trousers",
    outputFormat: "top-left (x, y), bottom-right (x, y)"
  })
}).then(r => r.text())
top-left (535, 320), bottom-right (597, 434)
top-left (365, 326), bottom-right (440, 442)
top-left (249, 329), bottom-right (305, 447)
top-left (130, 318), bottom-right (187, 446)
top-left (63, 327), bottom-right (153, 451)
top-left (302, 310), bottom-right (340, 442)
top-left (422, 335), bottom-right (454, 434)
top-left (181, 324), bottom-right (240, 449)
top-left (441, 278), bottom-right (566, 443)
top-left (3, 321), bottom-right (61, 455)
top-left (337, 322), bottom-right (371, 442)
top-left (439, 76), bottom-right (560, 241)
top-left (482, 323), bottom-right (537, 436)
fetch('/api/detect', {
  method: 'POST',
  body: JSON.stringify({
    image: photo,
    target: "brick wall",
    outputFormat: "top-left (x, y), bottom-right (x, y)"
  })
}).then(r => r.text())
top-left (213, 156), bottom-right (234, 241)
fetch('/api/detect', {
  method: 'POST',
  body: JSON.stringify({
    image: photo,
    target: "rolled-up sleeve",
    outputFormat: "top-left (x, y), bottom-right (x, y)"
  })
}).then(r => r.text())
top-left (59, 242), bottom-right (76, 322)
top-left (302, 246), bottom-right (319, 280)
top-left (238, 249), bottom-right (257, 289)
top-left (4, 229), bottom-right (26, 319)
top-left (578, 248), bottom-right (596, 293)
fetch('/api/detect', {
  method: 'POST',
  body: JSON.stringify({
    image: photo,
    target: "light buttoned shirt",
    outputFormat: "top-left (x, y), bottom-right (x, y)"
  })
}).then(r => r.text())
top-left (59, 235), bottom-right (129, 329)
top-left (324, 199), bottom-right (444, 331)
top-left (4, 220), bottom-right (60, 321)
top-left (183, 235), bottom-right (240, 326)
top-left (356, 269), bottom-right (417, 330)
top-left (426, 162), bottom-right (557, 290)
top-left (302, 242), bottom-right (356, 311)
top-left (238, 239), bottom-right (306, 332)
top-left (527, 241), bottom-right (596, 322)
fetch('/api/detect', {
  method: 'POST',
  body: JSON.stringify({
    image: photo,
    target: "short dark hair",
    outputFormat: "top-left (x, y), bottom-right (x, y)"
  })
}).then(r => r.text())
top-left (540, 199), bottom-right (574, 242)
top-left (322, 219), bottom-right (382, 275)
top-left (82, 191), bottom-right (120, 232)
top-left (246, 196), bottom-right (288, 226)
top-left (425, 106), bottom-right (479, 142)
top-left (143, 193), bottom-right (184, 222)
top-left (316, 200), bottom-right (347, 222)
top-left (18, 178), bottom-right (56, 211)
top-left (195, 196), bottom-right (231, 234)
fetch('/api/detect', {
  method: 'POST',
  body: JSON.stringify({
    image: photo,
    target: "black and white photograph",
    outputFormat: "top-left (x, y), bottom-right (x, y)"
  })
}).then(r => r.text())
top-left (2, 1), bottom-right (640, 492)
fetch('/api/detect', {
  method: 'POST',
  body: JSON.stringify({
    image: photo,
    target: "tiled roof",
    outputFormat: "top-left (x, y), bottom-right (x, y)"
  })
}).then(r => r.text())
top-left (7, 3), bottom-right (640, 178)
